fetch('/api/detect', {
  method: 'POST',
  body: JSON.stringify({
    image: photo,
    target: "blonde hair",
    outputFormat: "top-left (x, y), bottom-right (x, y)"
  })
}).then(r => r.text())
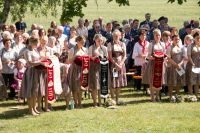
top-left (112, 29), bottom-right (121, 36)
top-left (31, 30), bottom-right (39, 39)
top-left (153, 29), bottom-right (161, 36)
top-left (184, 35), bottom-right (193, 44)
top-left (93, 34), bottom-right (103, 41)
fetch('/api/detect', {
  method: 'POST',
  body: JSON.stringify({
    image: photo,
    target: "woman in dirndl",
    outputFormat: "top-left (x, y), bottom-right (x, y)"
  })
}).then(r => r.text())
top-left (182, 35), bottom-right (193, 93)
top-left (161, 31), bottom-right (172, 95)
top-left (88, 34), bottom-right (108, 107)
top-left (107, 29), bottom-right (127, 104)
top-left (187, 30), bottom-right (200, 98)
top-left (37, 36), bottom-right (54, 112)
top-left (21, 37), bottom-right (48, 115)
top-left (142, 29), bottom-right (166, 102)
top-left (68, 36), bottom-right (88, 108)
top-left (166, 34), bottom-right (185, 100)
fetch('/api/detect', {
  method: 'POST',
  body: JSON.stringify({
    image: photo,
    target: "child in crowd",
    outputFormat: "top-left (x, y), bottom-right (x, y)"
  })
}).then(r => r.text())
top-left (12, 58), bottom-right (26, 102)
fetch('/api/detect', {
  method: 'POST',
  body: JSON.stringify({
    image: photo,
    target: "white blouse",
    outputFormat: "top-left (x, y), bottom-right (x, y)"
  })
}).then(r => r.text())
top-left (132, 41), bottom-right (149, 66)
top-left (68, 47), bottom-right (88, 63)
top-left (88, 45), bottom-right (108, 58)
top-left (147, 42), bottom-right (165, 58)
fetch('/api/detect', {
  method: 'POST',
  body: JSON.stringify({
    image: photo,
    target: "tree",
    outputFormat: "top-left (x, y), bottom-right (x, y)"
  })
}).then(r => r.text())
top-left (0, 0), bottom-right (130, 24)
top-left (0, 0), bottom-right (199, 24)
top-left (168, 0), bottom-right (200, 6)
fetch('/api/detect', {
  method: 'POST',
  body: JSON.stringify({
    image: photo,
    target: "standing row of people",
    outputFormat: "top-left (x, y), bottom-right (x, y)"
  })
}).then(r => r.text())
top-left (0, 15), bottom-right (199, 115)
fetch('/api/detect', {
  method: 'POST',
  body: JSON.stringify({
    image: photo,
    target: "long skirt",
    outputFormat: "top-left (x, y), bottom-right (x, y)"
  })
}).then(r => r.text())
top-left (142, 60), bottom-right (166, 86)
top-left (110, 64), bottom-right (127, 89)
top-left (89, 62), bottom-right (100, 91)
top-left (21, 67), bottom-right (47, 98)
top-left (68, 63), bottom-right (82, 92)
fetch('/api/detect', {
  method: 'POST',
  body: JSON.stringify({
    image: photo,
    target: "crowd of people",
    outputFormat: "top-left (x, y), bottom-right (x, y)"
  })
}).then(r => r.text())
top-left (0, 13), bottom-right (200, 115)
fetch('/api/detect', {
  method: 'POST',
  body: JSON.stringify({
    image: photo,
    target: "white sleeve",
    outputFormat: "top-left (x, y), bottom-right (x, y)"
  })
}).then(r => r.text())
top-left (182, 47), bottom-right (187, 58)
top-left (103, 46), bottom-right (108, 57)
top-left (107, 43), bottom-right (112, 52)
top-left (132, 43), bottom-right (139, 59)
top-left (24, 51), bottom-right (32, 62)
top-left (147, 43), bottom-right (153, 58)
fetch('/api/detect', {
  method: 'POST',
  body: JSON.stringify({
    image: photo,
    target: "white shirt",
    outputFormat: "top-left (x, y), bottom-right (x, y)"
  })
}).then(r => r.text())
top-left (132, 41), bottom-right (149, 66)
top-left (58, 34), bottom-right (67, 49)
top-left (0, 48), bottom-right (18, 74)
top-left (88, 45), bottom-right (108, 57)
top-left (147, 42), bottom-right (166, 59)
top-left (68, 47), bottom-right (88, 63)
top-left (76, 27), bottom-right (88, 38)
top-left (182, 44), bottom-right (189, 68)
top-left (13, 43), bottom-right (26, 57)
top-left (68, 37), bottom-right (77, 49)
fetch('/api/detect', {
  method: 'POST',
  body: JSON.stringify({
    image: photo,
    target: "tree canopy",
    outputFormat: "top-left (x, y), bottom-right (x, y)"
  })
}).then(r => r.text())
top-left (0, 0), bottom-right (199, 24)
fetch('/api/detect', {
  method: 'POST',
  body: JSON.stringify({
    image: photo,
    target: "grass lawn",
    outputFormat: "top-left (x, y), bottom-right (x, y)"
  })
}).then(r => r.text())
top-left (1, 87), bottom-right (200, 133)
top-left (2, 0), bottom-right (200, 133)
top-left (7, 0), bottom-right (200, 29)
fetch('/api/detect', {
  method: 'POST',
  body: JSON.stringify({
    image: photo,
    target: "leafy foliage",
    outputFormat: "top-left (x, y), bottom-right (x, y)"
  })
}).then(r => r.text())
top-left (0, 0), bottom-right (199, 24)
top-left (168, 0), bottom-right (200, 6)
top-left (60, 0), bottom-right (88, 24)
top-left (108, 0), bottom-right (130, 6)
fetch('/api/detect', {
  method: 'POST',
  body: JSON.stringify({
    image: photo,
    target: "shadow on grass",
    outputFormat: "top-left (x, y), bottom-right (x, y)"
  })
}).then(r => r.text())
top-left (120, 93), bottom-right (148, 98)
top-left (0, 101), bottom-right (26, 108)
top-left (125, 99), bottom-right (151, 104)
top-left (52, 102), bottom-right (96, 111)
top-left (0, 108), bottom-right (28, 120)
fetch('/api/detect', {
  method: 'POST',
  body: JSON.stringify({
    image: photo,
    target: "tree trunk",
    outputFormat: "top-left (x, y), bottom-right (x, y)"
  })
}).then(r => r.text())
top-left (1, 0), bottom-right (12, 23)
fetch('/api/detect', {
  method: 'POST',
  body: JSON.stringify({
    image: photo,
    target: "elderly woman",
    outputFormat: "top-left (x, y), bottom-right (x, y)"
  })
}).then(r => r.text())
top-left (68, 36), bottom-right (88, 108)
top-left (13, 32), bottom-right (26, 57)
top-left (107, 29), bottom-right (127, 104)
top-left (187, 31), bottom-right (200, 98)
top-left (88, 34), bottom-right (108, 107)
top-left (1, 38), bottom-right (17, 99)
top-left (67, 26), bottom-right (77, 50)
top-left (182, 35), bottom-right (193, 93)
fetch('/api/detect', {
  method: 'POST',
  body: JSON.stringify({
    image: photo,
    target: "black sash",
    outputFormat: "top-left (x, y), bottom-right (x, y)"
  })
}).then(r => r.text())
top-left (100, 57), bottom-right (109, 98)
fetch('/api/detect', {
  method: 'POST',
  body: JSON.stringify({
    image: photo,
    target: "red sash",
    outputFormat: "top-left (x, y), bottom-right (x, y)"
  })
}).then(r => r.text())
top-left (138, 39), bottom-right (147, 53)
top-left (152, 52), bottom-right (166, 89)
top-left (81, 56), bottom-right (90, 90)
top-left (41, 60), bottom-right (55, 103)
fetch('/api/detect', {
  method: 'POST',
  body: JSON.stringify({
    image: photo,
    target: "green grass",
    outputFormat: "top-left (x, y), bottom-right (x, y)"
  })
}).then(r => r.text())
top-left (2, 1), bottom-right (200, 132)
top-left (1, 88), bottom-right (200, 133)
top-left (7, 0), bottom-right (200, 29)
